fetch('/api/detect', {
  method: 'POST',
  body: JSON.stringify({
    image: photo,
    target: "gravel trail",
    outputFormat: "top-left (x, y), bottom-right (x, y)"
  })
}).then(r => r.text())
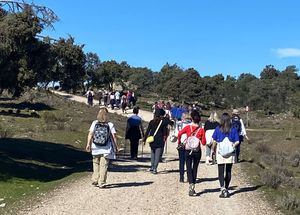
top-left (20, 91), bottom-right (281, 215)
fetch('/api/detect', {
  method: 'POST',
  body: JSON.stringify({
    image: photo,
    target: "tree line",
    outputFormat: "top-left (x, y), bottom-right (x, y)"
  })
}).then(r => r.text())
top-left (0, 3), bottom-right (299, 113)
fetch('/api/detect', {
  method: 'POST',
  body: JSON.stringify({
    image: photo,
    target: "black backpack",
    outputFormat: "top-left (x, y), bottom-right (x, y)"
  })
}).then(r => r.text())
top-left (93, 122), bottom-right (110, 146)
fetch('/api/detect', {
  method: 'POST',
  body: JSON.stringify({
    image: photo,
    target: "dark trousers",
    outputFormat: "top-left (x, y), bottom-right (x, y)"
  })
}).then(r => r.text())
top-left (178, 148), bottom-right (186, 180)
top-left (151, 147), bottom-right (163, 170)
top-left (236, 142), bottom-right (241, 160)
top-left (130, 139), bottom-right (139, 158)
top-left (218, 163), bottom-right (233, 189)
top-left (185, 150), bottom-right (201, 184)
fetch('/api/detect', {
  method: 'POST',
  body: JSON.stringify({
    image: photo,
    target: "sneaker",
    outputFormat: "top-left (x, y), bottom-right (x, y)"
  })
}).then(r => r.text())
top-left (149, 168), bottom-right (154, 172)
top-left (224, 189), bottom-right (230, 198)
top-left (92, 182), bottom-right (98, 187)
top-left (152, 169), bottom-right (157, 174)
top-left (179, 178), bottom-right (184, 183)
top-left (98, 183), bottom-right (106, 189)
top-left (188, 184), bottom-right (195, 196)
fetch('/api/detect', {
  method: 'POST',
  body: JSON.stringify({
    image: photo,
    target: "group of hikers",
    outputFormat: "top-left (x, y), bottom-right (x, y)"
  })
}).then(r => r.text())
top-left (85, 99), bottom-right (249, 198)
top-left (85, 89), bottom-right (137, 112)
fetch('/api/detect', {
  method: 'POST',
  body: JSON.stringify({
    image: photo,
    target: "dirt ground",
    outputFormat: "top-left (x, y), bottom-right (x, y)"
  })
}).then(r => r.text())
top-left (19, 91), bottom-right (282, 215)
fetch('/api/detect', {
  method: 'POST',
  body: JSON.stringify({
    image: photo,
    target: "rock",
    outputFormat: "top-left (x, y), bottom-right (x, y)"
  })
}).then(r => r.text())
top-left (0, 203), bottom-right (6, 207)
top-left (0, 198), bottom-right (4, 201)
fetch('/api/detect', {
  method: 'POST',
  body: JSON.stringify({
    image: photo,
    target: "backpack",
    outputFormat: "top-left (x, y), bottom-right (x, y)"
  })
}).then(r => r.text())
top-left (218, 136), bottom-right (235, 158)
top-left (232, 116), bottom-right (241, 134)
top-left (185, 126), bottom-right (201, 152)
top-left (93, 122), bottom-right (110, 146)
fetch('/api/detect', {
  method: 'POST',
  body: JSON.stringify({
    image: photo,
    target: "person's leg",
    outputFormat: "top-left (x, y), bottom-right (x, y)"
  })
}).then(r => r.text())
top-left (185, 150), bottom-right (193, 184)
top-left (224, 163), bottom-right (233, 189)
top-left (206, 145), bottom-right (211, 164)
top-left (218, 164), bottom-right (225, 188)
top-left (132, 139), bottom-right (139, 159)
top-left (191, 151), bottom-right (201, 184)
top-left (92, 155), bottom-right (100, 184)
top-left (236, 141), bottom-right (241, 161)
top-left (150, 148), bottom-right (155, 170)
top-left (99, 155), bottom-right (109, 186)
top-left (178, 148), bottom-right (185, 181)
top-left (153, 147), bottom-right (163, 172)
top-left (129, 139), bottom-right (135, 158)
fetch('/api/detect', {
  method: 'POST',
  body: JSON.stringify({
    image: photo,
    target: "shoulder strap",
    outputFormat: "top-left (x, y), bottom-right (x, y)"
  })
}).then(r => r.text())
top-left (153, 120), bottom-right (163, 137)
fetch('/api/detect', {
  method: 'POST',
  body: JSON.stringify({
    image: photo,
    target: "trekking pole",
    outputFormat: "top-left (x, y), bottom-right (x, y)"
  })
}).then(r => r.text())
top-left (141, 140), bottom-right (144, 158)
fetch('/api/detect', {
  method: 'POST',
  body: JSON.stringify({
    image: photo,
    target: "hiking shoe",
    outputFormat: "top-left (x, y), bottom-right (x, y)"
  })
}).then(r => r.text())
top-left (179, 178), bottom-right (184, 183)
top-left (152, 169), bottom-right (157, 174)
top-left (224, 189), bottom-right (230, 198)
top-left (188, 184), bottom-right (195, 196)
top-left (149, 168), bottom-right (154, 172)
top-left (219, 189), bottom-right (229, 198)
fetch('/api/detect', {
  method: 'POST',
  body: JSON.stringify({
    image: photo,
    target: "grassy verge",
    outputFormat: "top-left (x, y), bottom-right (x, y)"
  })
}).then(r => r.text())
top-left (240, 126), bottom-right (300, 214)
top-left (0, 89), bottom-right (127, 214)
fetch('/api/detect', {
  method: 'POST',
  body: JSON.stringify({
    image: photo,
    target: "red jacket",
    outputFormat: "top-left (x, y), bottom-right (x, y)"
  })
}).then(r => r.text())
top-left (178, 124), bottom-right (206, 146)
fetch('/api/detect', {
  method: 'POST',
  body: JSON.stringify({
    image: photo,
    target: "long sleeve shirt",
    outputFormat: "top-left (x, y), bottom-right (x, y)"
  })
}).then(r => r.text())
top-left (177, 124), bottom-right (206, 146)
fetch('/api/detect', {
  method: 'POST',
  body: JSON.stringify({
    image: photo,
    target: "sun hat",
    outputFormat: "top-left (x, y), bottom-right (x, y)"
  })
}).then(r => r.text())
top-left (232, 109), bottom-right (240, 115)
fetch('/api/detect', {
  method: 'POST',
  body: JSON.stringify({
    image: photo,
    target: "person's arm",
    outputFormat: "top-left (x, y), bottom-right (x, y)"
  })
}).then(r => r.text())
top-left (177, 125), bottom-right (188, 145)
top-left (143, 121), bottom-right (152, 143)
top-left (200, 129), bottom-right (206, 145)
top-left (86, 131), bottom-right (93, 152)
top-left (240, 119), bottom-right (248, 139)
top-left (140, 121), bottom-right (145, 138)
top-left (111, 132), bottom-right (119, 151)
top-left (211, 128), bottom-right (218, 153)
top-left (125, 120), bottom-right (130, 139)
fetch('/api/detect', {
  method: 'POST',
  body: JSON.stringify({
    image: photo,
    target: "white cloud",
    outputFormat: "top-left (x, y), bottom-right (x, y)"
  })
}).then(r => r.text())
top-left (274, 48), bottom-right (300, 58)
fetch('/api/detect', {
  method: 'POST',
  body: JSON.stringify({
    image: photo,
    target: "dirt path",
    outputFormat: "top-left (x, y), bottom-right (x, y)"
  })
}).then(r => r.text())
top-left (21, 91), bottom-right (282, 215)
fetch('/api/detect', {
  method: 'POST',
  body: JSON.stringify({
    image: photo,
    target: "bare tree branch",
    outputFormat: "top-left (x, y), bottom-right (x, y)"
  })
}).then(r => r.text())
top-left (0, 0), bottom-right (59, 28)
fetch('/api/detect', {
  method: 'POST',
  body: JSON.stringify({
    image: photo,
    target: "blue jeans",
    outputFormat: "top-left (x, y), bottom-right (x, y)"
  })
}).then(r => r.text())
top-left (178, 148), bottom-right (185, 180)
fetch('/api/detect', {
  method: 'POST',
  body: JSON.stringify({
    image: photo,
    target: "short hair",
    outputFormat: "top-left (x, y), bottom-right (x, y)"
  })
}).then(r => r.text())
top-left (97, 107), bottom-right (109, 122)
top-left (133, 106), bottom-right (139, 114)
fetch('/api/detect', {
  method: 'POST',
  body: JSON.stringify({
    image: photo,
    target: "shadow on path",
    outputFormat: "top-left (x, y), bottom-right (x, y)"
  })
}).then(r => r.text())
top-left (0, 138), bottom-right (90, 182)
top-left (196, 177), bottom-right (218, 183)
top-left (109, 163), bottom-right (150, 173)
top-left (230, 185), bottom-right (262, 196)
top-left (104, 181), bottom-right (153, 189)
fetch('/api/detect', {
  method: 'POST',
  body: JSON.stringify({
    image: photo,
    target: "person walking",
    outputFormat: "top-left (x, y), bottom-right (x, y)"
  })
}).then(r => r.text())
top-left (175, 112), bottom-right (192, 183)
top-left (144, 109), bottom-right (167, 174)
top-left (125, 107), bottom-right (144, 159)
top-left (178, 110), bottom-right (206, 196)
top-left (85, 88), bottom-right (94, 106)
top-left (212, 113), bottom-right (240, 198)
top-left (86, 107), bottom-right (119, 188)
top-left (204, 111), bottom-right (220, 165)
top-left (231, 109), bottom-right (250, 162)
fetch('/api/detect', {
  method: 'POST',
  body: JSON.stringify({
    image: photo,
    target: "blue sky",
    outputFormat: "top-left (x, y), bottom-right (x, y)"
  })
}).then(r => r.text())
top-left (34, 0), bottom-right (300, 77)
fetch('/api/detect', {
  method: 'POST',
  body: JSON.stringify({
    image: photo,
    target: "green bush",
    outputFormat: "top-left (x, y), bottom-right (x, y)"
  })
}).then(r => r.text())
top-left (42, 112), bottom-right (57, 123)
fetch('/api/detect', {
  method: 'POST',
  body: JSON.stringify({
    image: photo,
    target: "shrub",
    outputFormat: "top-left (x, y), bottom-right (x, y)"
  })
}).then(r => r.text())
top-left (274, 166), bottom-right (294, 178)
top-left (290, 152), bottom-right (300, 167)
top-left (260, 170), bottom-right (282, 189)
top-left (0, 125), bottom-right (13, 138)
top-left (42, 112), bottom-right (57, 123)
top-left (56, 122), bottom-right (65, 130)
top-left (277, 193), bottom-right (299, 212)
top-left (255, 144), bottom-right (271, 154)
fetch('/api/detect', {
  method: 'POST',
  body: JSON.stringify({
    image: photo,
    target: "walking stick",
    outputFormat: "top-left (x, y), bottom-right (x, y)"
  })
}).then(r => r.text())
top-left (141, 140), bottom-right (144, 158)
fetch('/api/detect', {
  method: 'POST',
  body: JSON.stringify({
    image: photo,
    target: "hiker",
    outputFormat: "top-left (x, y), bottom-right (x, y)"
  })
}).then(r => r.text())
top-left (159, 108), bottom-right (174, 162)
top-left (115, 90), bottom-right (120, 109)
top-left (103, 91), bottom-right (109, 107)
top-left (212, 112), bottom-right (240, 198)
top-left (177, 110), bottom-right (206, 196)
top-left (125, 107), bottom-right (144, 160)
top-left (121, 93), bottom-right (127, 114)
top-left (144, 109), bottom-right (167, 174)
top-left (86, 107), bottom-right (119, 188)
top-left (110, 92), bottom-right (115, 110)
top-left (231, 109), bottom-right (250, 162)
top-left (98, 90), bottom-right (103, 106)
top-left (204, 111), bottom-right (220, 165)
top-left (176, 112), bottom-right (192, 182)
top-left (86, 89), bottom-right (94, 106)
top-left (152, 101), bottom-right (159, 118)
